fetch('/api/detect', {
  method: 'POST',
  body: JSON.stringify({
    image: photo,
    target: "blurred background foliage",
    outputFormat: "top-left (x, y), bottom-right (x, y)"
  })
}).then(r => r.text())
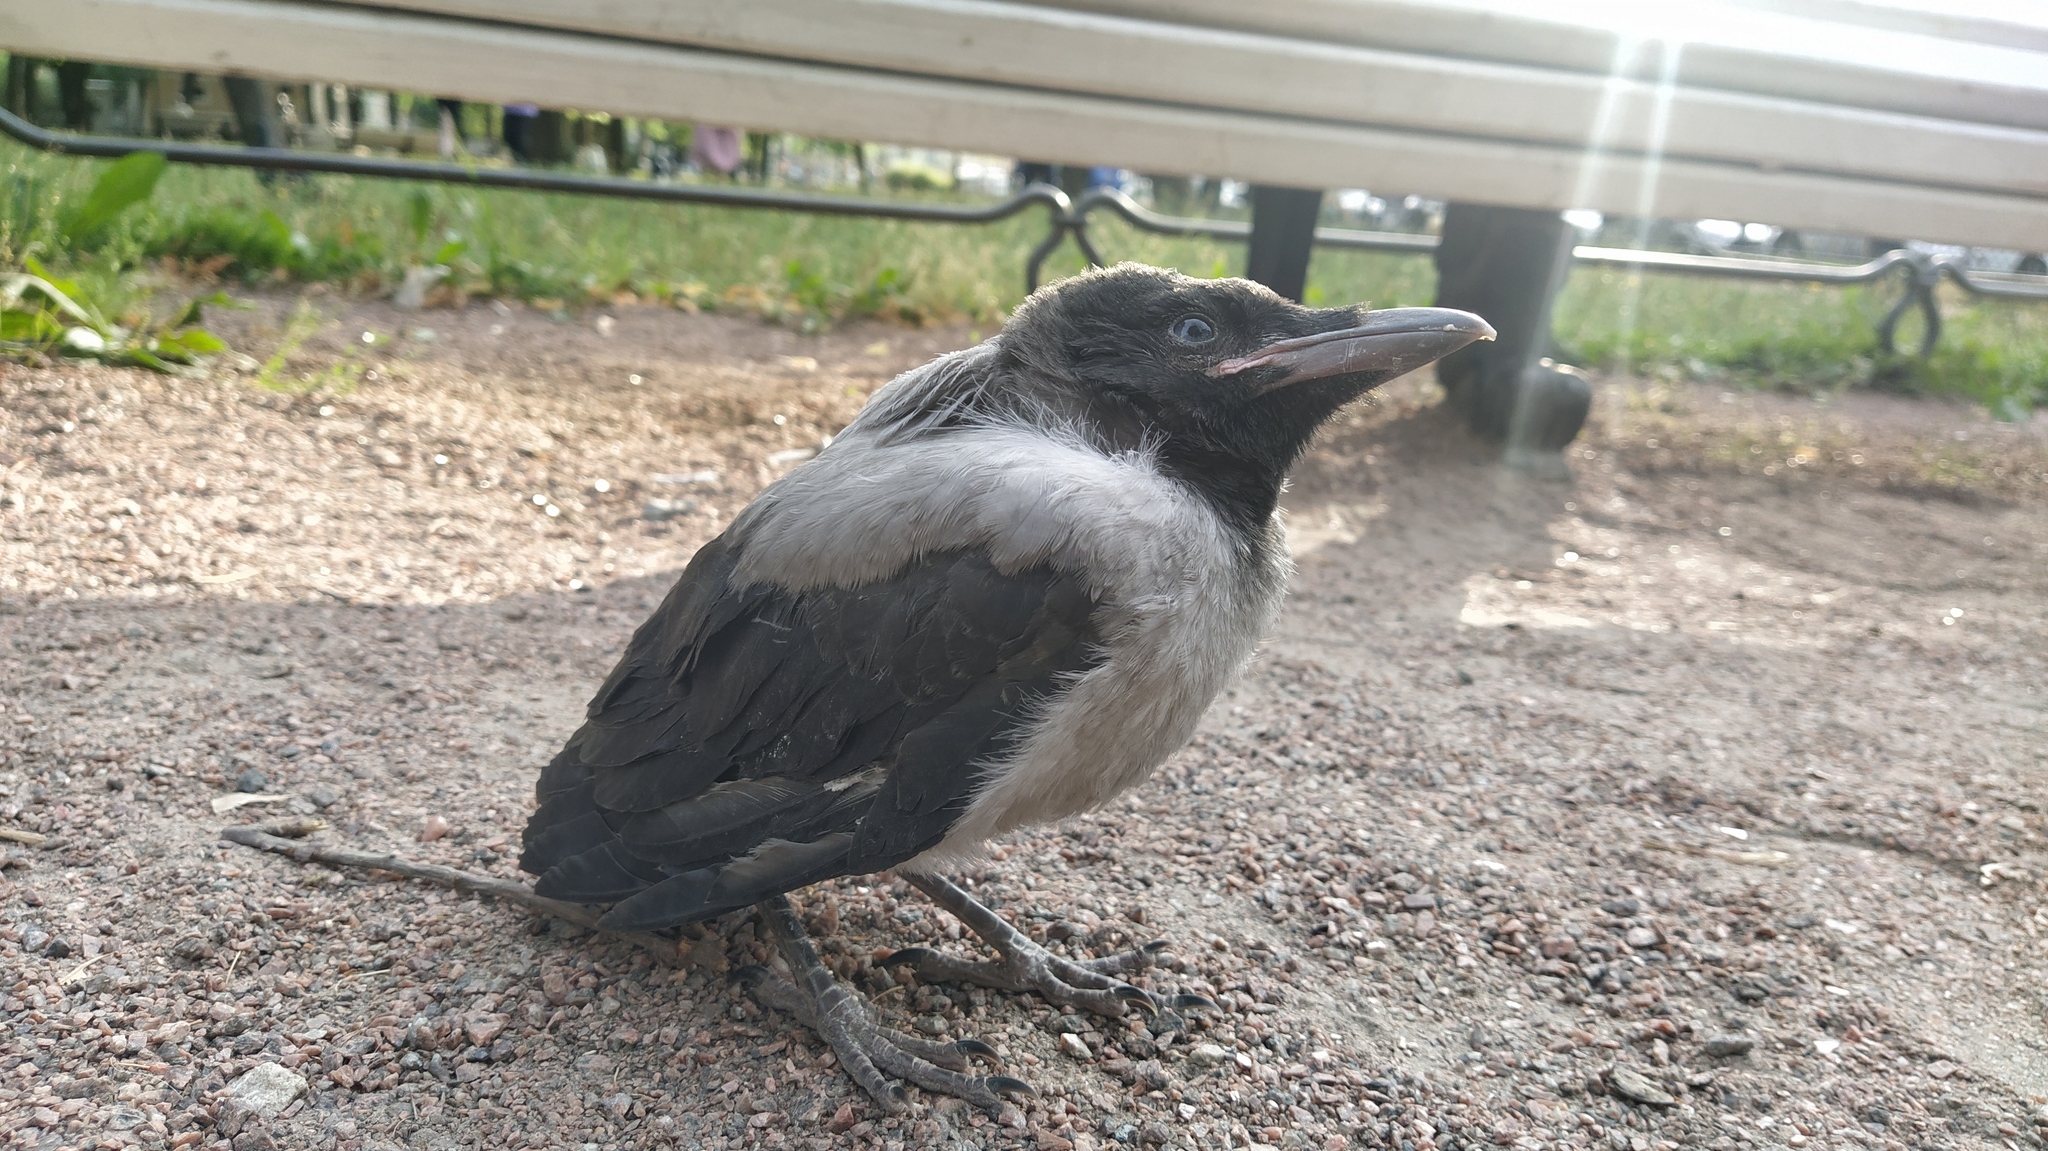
top-left (3, 141), bottom-right (2042, 416)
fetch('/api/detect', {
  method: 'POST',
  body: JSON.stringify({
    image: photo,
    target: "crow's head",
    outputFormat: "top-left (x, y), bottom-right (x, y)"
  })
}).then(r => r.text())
top-left (999, 264), bottom-right (1492, 518)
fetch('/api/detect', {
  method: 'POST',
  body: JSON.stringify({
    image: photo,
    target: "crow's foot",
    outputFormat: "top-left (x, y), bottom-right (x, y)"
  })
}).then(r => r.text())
top-left (888, 874), bottom-right (1215, 1025)
top-left (747, 895), bottom-right (1032, 1116)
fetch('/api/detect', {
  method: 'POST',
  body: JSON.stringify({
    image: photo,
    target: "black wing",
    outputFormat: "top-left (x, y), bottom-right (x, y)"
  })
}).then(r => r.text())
top-left (519, 536), bottom-right (1102, 930)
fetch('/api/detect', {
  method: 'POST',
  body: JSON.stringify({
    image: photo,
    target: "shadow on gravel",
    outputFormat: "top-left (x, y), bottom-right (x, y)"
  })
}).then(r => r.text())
top-left (1286, 403), bottom-right (1575, 630)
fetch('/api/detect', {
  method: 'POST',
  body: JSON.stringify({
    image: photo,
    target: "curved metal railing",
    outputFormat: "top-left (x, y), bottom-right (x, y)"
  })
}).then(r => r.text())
top-left (0, 106), bottom-right (1092, 287)
top-left (1070, 187), bottom-right (2048, 357)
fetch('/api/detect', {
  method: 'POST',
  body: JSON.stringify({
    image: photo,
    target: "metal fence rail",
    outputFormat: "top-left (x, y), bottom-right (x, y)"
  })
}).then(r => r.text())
top-left (1072, 187), bottom-right (2048, 357)
top-left (6, 106), bottom-right (2043, 357)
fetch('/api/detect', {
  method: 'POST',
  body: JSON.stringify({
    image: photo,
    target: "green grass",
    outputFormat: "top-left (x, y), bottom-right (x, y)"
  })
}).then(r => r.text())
top-left (5, 141), bottom-right (2044, 415)
top-left (1553, 269), bottom-right (2048, 419)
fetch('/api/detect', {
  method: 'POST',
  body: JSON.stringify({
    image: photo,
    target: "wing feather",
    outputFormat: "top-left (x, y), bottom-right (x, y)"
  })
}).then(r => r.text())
top-left (520, 541), bottom-right (1101, 927)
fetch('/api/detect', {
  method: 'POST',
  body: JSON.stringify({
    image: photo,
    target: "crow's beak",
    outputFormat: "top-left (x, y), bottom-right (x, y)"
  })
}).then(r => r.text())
top-left (1210, 307), bottom-right (1496, 393)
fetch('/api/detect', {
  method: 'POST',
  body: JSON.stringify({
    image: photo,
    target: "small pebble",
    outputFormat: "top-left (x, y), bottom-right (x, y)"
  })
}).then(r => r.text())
top-left (419, 815), bottom-right (451, 842)
top-left (236, 768), bottom-right (268, 793)
top-left (1059, 1033), bottom-right (1092, 1060)
top-left (643, 497), bottom-right (698, 522)
top-left (222, 1063), bottom-right (307, 1120)
top-left (1703, 1035), bottom-right (1754, 1058)
top-left (828, 1102), bottom-right (858, 1133)
top-left (466, 1014), bottom-right (508, 1046)
top-left (1608, 1066), bottom-right (1675, 1107)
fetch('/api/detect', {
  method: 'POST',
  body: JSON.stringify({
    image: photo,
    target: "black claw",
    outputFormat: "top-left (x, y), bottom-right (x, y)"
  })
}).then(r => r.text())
top-left (880, 948), bottom-right (936, 968)
top-left (732, 964), bottom-right (770, 988)
top-left (1171, 993), bottom-right (1218, 1012)
top-left (1140, 940), bottom-right (1172, 954)
top-left (954, 1038), bottom-right (1002, 1065)
top-left (888, 1084), bottom-right (910, 1106)
top-left (1113, 986), bottom-right (1160, 1015)
top-left (987, 1075), bottom-right (1037, 1098)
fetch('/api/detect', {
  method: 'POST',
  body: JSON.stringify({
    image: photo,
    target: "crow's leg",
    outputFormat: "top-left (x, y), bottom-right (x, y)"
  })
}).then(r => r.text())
top-left (746, 895), bottom-right (1032, 1116)
top-left (889, 874), bottom-right (1214, 1023)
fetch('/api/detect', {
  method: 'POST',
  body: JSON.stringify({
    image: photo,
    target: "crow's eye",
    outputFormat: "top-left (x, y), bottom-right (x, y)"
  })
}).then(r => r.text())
top-left (1169, 315), bottom-right (1216, 345)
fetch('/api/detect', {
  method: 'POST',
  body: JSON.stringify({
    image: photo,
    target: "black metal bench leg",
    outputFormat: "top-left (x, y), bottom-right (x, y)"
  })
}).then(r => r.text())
top-left (1245, 185), bottom-right (1323, 302)
top-left (1432, 202), bottom-right (1591, 459)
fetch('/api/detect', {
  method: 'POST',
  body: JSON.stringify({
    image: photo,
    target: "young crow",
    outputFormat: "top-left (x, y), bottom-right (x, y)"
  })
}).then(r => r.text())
top-left (521, 264), bottom-right (1492, 1110)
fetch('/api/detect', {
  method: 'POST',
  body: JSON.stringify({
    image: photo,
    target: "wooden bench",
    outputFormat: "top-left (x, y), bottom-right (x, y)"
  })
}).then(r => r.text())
top-left (7, 0), bottom-right (2046, 450)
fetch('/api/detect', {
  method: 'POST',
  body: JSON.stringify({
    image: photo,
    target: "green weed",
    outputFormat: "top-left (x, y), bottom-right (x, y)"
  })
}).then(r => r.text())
top-left (58, 150), bottom-right (166, 245)
top-left (4, 148), bottom-right (233, 375)
top-left (252, 297), bottom-right (357, 394)
top-left (1, 257), bottom-right (230, 373)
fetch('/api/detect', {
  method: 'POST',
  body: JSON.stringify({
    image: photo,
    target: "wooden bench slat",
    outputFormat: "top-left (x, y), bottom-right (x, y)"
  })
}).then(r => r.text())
top-left (9, 0), bottom-right (2045, 248)
top-left (327, 0), bottom-right (2048, 202)
top-left (1032, 0), bottom-right (2048, 130)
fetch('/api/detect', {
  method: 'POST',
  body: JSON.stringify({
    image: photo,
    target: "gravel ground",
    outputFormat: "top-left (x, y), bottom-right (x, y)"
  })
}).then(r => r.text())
top-left (2, 294), bottom-right (2046, 1151)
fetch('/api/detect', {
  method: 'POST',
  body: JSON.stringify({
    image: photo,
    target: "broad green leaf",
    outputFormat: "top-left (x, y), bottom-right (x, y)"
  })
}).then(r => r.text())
top-left (0, 308), bottom-right (64, 346)
top-left (143, 337), bottom-right (191, 364)
top-left (1, 273), bottom-right (98, 327)
top-left (157, 328), bottom-right (227, 358)
top-left (172, 327), bottom-right (227, 354)
top-left (116, 346), bottom-right (177, 372)
top-left (20, 257), bottom-right (83, 301)
top-left (60, 151), bottom-right (167, 241)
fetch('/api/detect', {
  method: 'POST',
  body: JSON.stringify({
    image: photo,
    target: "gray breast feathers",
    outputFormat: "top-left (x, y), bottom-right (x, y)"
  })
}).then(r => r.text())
top-left (730, 384), bottom-right (1293, 867)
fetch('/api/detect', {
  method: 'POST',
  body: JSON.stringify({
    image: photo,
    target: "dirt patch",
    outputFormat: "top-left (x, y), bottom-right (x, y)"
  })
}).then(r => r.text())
top-left (2, 294), bottom-right (2045, 1151)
